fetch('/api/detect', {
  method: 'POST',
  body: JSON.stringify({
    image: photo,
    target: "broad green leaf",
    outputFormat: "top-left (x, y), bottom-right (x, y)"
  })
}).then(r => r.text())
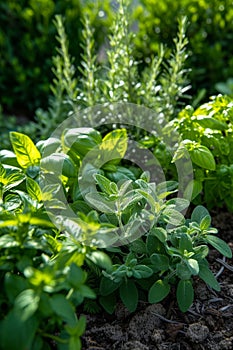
top-left (50, 294), bottom-right (77, 325)
top-left (176, 262), bottom-right (192, 280)
top-left (148, 279), bottom-right (170, 303)
top-left (179, 233), bottom-right (193, 253)
top-left (5, 274), bottom-right (30, 303)
top-left (14, 289), bottom-right (40, 321)
top-left (195, 115), bottom-right (228, 131)
top-left (67, 264), bottom-right (86, 287)
top-left (119, 280), bottom-right (138, 312)
top-left (68, 336), bottom-right (81, 350)
top-left (65, 315), bottom-right (86, 337)
top-left (87, 251), bottom-right (112, 271)
top-left (0, 311), bottom-right (38, 350)
top-left (99, 294), bottom-right (116, 314)
top-left (190, 145), bottom-right (216, 170)
top-left (191, 205), bottom-right (210, 225)
top-left (4, 172), bottom-right (25, 191)
top-left (198, 261), bottom-right (220, 291)
top-left (100, 277), bottom-right (120, 296)
top-left (130, 239), bottom-right (147, 254)
top-left (150, 227), bottom-right (167, 243)
top-left (205, 235), bottom-right (232, 258)
top-left (176, 279), bottom-right (194, 312)
top-left (41, 153), bottom-right (76, 177)
top-left (162, 208), bottom-right (185, 226)
top-left (133, 265), bottom-right (153, 278)
top-left (26, 178), bottom-right (42, 201)
top-left (184, 179), bottom-right (203, 201)
top-left (150, 254), bottom-right (169, 271)
top-left (186, 258), bottom-right (199, 275)
top-left (94, 173), bottom-right (117, 195)
top-left (200, 215), bottom-right (211, 230)
top-left (100, 129), bottom-right (128, 164)
top-left (10, 132), bottom-right (41, 168)
top-left (85, 192), bottom-right (115, 213)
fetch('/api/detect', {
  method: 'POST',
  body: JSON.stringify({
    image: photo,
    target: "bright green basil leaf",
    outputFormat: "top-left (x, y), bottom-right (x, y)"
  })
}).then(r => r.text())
top-left (100, 129), bottom-right (128, 165)
top-left (26, 178), bottom-right (42, 202)
top-left (190, 145), bottom-right (216, 170)
top-left (195, 115), bottom-right (228, 131)
top-left (148, 279), bottom-right (170, 303)
top-left (176, 279), bottom-right (194, 312)
top-left (10, 132), bottom-right (41, 169)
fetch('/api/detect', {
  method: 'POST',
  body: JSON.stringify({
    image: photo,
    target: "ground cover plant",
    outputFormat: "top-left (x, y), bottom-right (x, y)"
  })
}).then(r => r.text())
top-left (0, 1), bottom-right (233, 349)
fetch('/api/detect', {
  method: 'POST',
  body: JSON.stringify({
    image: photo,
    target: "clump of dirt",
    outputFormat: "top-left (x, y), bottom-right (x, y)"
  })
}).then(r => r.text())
top-left (81, 210), bottom-right (233, 350)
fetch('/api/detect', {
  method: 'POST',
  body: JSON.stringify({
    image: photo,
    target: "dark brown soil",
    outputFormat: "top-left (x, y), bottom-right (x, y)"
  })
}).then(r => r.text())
top-left (81, 210), bottom-right (233, 350)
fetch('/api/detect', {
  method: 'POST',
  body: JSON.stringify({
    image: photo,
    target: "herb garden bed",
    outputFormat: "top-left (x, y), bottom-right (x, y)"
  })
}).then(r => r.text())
top-left (82, 210), bottom-right (233, 350)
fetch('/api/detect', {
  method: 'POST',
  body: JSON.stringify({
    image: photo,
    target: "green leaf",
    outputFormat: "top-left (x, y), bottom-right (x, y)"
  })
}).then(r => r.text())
top-left (150, 227), bottom-right (167, 243)
top-left (14, 289), bottom-right (40, 321)
top-left (0, 311), bottom-right (38, 350)
top-left (162, 208), bottom-right (185, 226)
top-left (179, 233), bottom-right (193, 253)
top-left (119, 280), bottom-right (138, 312)
top-left (200, 215), bottom-right (211, 230)
top-left (87, 251), bottom-right (112, 271)
top-left (148, 279), bottom-right (170, 303)
top-left (100, 128), bottom-right (128, 164)
top-left (184, 179), bottom-right (203, 201)
top-left (99, 294), bottom-right (116, 314)
top-left (191, 205), bottom-right (210, 225)
top-left (186, 259), bottom-right (199, 275)
top-left (176, 279), bottom-right (194, 312)
top-left (195, 115), bottom-right (228, 131)
top-left (10, 132), bottom-right (41, 168)
top-left (41, 153), bottom-right (76, 177)
top-left (50, 294), bottom-right (77, 325)
top-left (94, 174), bottom-right (117, 195)
top-left (150, 254), bottom-right (170, 271)
top-left (68, 337), bottom-right (81, 350)
top-left (190, 145), bottom-right (216, 170)
top-left (198, 261), bottom-right (220, 291)
top-left (85, 192), bottom-right (115, 213)
top-left (133, 265), bottom-right (153, 278)
top-left (26, 178), bottom-right (42, 201)
top-left (205, 235), bottom-right (232, 258)
top-left (67, 264), bottom-right (86, 287)
top-left (100, 277), bottom-right (120, 296)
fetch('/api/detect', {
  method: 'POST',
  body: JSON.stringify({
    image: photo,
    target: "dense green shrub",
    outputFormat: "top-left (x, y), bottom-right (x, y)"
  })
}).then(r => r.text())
top-left (135, 0), bottom-right (233, 99)
top-left (0, 0), bottom-right (111, 116)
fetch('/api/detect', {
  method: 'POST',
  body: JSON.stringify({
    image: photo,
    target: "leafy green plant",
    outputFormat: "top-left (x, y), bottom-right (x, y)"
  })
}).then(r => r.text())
top-left (135, 0), bottom-right (233, 99)
top-left (38, 122), bottom-right (232, 314)
top-left (0, 132), bottom-right (101, 350)
top-left (0, 0), bottom-right (111, 115)
top-left (165, 94), bottom-right (233, 211)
